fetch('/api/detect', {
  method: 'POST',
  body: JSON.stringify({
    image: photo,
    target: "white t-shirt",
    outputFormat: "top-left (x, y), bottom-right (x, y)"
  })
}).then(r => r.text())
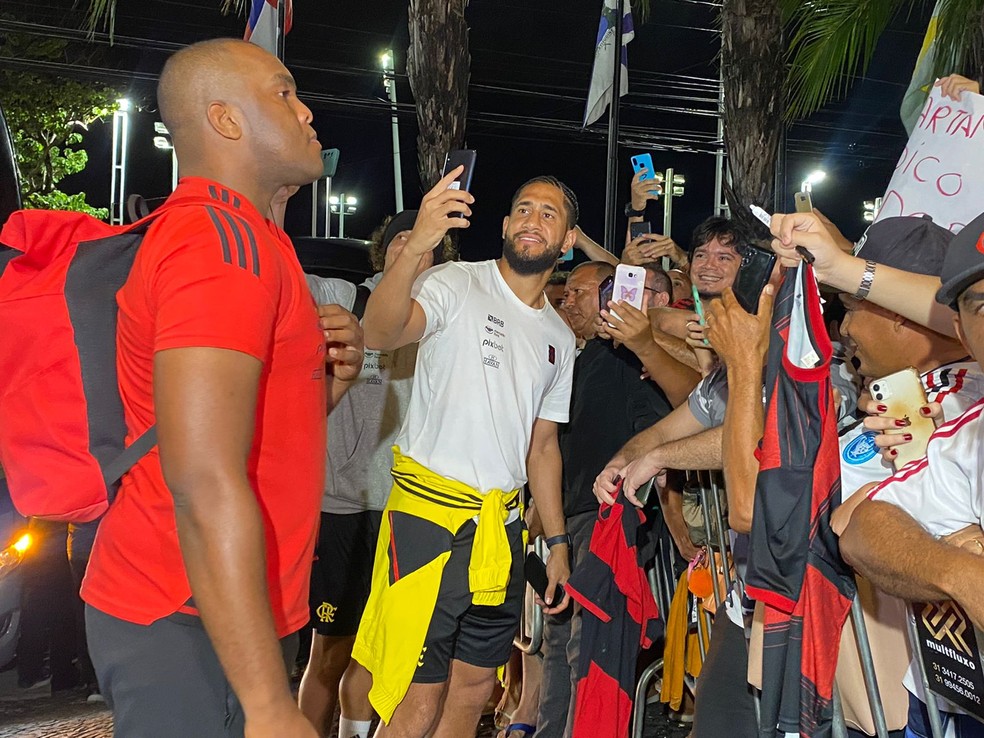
top-left (867, 392), bottom-right (984, 716)
top-left (839, 361), bottom-right (984, 501)
top-left (397, 260), bottom-right (575, 493)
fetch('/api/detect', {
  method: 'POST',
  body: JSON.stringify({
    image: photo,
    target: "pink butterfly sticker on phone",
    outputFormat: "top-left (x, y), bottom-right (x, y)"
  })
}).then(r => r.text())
top-left (619, 287), bottom-right (638, 302)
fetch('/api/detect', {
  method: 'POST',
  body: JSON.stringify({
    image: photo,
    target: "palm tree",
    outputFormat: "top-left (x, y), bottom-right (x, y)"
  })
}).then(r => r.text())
top-left (83, 0), bottom-right (471, 194)
top-left (407, 0), bottom-right (470, 190)
top-left (780, 0), bottom-right (984, 121)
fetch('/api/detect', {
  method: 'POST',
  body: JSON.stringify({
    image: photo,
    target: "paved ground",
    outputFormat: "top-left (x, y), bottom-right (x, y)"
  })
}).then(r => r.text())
top-left (0, 667), bottom-right (690, 738)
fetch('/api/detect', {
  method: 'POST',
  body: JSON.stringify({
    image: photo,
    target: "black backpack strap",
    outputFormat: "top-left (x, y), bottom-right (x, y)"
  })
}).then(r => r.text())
top-left (351, 284), bottom-right (372, 321)
top-left (102, 426), bottom-right (158, 487)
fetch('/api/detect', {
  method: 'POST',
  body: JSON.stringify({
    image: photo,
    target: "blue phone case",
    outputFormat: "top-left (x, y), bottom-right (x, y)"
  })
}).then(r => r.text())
top-left (631, 153), bottom-right (655, 180)
top-left (630, 153), bottom-right (660, 197)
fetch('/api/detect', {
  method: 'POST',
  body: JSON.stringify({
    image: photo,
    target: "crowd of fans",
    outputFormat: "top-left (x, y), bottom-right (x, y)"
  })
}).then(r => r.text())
top-left (6, 36), bottom-right (984, 738)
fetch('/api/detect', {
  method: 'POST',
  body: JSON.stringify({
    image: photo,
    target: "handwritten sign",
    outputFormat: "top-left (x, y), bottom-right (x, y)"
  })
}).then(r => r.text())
top-left (877, 89), bottom-right (984, 233)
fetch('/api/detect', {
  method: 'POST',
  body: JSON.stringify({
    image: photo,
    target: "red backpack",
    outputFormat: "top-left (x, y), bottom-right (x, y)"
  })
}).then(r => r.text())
top-left (0, 209), bottom-right (162, 522)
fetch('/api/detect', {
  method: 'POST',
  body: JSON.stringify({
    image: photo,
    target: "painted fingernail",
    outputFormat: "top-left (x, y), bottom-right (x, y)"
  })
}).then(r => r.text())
top-left (920, 406), bottom-right (933, 416)
top-left (889, 449), bottom-right (898, 457)
top-left (903, 433), bottom-right (913, 442)
top-left (895, 419), bottom-right (910, 427)
top-left (877, 404), bottom-right (888, 413)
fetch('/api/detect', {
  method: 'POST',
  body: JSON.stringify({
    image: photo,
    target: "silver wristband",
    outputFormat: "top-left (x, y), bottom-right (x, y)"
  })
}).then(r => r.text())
top-left (853, 260), bottom-right (876, 300)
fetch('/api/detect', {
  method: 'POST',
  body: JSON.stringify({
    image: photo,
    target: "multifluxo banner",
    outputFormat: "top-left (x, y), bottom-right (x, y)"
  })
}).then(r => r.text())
top-left (913, 599), bottom-right (984, 719)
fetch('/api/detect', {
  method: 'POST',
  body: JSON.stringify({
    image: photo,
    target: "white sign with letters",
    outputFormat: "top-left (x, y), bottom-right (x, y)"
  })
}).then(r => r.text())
top-left (877, 88), bottom-right (984, 233)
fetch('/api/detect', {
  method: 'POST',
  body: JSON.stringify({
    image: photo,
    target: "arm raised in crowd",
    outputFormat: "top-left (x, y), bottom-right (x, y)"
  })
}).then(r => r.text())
top-left (573, 225), bottom-right (618, 266)
top-left (770, 211), bottom-right (957, 338)
top-left (600, 300), bottom-right (700, 406)
top-left (704, 286), bottom-right (775, 533)
top-left (362, 168), bottom-right (472, 350)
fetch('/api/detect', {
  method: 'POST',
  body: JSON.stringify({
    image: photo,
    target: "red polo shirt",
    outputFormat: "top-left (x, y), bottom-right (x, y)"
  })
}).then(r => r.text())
top-left (82, 177), bottom-right (327, 637)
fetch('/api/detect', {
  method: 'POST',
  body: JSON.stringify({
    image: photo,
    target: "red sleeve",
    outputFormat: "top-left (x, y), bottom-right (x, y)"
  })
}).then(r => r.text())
top-left (144, 210), bottom-right (279, 362)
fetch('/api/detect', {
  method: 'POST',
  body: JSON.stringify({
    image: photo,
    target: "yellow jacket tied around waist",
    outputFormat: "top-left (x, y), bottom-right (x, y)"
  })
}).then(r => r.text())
top-left (351, 448), bottom-right (522, 723)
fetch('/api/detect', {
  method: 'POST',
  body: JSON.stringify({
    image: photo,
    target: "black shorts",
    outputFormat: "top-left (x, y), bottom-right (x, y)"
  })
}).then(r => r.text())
top-left (413, 517), bottom-right (525, 683)
top-left (309, 510), bottom-right (382, 637)
top-left (86, 606), bottom-right (298, 738)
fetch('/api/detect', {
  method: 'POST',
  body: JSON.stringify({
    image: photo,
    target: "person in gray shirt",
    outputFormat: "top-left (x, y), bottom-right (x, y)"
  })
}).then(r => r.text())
top-left (299, 211), bottom-right (453, 738)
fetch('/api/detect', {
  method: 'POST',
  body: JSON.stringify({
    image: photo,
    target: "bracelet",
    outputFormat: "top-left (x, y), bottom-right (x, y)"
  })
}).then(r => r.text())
top-left (853, 259), bottom-right (877, 300)
top-left (624, 202), bottom-right (646, 218)
top-left (544, 533), bottom-right (571, 549)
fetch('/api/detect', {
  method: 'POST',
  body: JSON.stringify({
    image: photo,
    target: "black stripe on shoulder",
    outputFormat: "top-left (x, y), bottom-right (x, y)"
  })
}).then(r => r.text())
top-left (220, 189), bottom-right (230, 204)
top-left (231, 214), bottom-right (260, 277)
top-left (232, 196), bottom-right (241, 209)
top-left (216, 209), bottom-right (247, 269)
top-left (204, 206), bottom-right (232, 264)
top-left (208, 185), bottom-right (220, 201)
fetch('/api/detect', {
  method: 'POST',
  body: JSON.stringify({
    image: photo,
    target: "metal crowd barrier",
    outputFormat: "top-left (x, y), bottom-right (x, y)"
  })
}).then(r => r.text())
top-left (631, 469), bottom-right (735, 738)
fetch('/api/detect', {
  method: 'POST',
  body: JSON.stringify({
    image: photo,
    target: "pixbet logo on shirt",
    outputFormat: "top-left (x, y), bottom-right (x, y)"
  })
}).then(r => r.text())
top-left (482, 339), bottom-right (504, 352)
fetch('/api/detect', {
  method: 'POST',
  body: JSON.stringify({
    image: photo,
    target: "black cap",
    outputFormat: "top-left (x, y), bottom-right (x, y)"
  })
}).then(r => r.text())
top-left (381, 210), bottom-right (418, 250)
top-left (853, 215), bottom-right (952, 277)
top-left (936, 211), bottom-right (984, 308)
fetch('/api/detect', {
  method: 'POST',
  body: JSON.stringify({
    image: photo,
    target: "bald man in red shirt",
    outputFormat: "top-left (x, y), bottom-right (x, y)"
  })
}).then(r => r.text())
top-left (81, 39), bottom-right (362, 738)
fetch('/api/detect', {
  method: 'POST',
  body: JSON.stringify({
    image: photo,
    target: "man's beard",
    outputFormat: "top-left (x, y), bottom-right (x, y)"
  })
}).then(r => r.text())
top-left (502, 233), bottom-right (565, 276)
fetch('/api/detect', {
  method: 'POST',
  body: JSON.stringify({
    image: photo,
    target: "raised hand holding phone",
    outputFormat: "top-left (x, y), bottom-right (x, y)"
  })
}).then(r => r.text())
top-left (405, 167), bottom-right (473, 257)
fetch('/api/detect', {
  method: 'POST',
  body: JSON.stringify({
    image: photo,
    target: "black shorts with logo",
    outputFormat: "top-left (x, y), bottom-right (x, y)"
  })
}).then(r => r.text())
top-left (413, 517), bottom-right (525, 683)
top-left (309, 510), bottom-right (382, 637)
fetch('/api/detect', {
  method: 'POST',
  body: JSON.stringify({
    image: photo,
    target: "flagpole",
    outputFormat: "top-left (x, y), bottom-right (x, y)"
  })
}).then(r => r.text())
top-left (276, 0), bottom-right (286, 61)
top-left (603, 0), bottom-right (624, 253)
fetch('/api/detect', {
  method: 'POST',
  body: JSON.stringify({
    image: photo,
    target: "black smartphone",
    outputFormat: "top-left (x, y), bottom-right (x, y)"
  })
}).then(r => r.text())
top-left (598, 274), bottom-right (615, 312)
top-left (733, 245), bottom-right (778, 314)
top-left (629, 221), bottom-right (653, 241)
top-left (442, 149), bottom-right (477, 192)
top-left (524, 552), bottom-right (565, 604)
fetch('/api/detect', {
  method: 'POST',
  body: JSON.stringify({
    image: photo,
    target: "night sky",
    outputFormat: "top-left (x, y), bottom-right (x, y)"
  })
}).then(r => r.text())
top-left (3, 0), bottom-right (930, 261)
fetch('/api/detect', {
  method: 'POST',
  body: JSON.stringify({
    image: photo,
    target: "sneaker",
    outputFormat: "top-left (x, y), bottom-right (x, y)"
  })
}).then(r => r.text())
top-left (85, 686), bottom-right (105, 704)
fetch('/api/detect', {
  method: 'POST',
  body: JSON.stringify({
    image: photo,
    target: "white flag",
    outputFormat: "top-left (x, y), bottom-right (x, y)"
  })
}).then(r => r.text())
top-left (583, 0), bottom-right (635, 128)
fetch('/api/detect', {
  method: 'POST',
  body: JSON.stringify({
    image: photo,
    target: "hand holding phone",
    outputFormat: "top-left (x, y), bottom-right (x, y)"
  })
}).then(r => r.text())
top-left (867, 368), bottom-right (936, 469)
top-left (612, 264), bottom-right (646, 311)
top-left (691, 284), bottom-right (709, 346)
top-left (442, 150), bottom-right (477, 220)
top-left (525, 552), bottom-right (566, 606)
top-left (732, 245), bottom-right (778, 314)
top-left (406, 168), bottom-right (474, 256)
top-left (629, 221), bottom-right (654, 241)
top-left (630, 153), bottom-right (662, 200)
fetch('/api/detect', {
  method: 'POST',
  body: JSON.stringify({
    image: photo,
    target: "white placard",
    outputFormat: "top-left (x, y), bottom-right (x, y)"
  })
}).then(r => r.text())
top-left (877, 88), bottom-right (984, 233)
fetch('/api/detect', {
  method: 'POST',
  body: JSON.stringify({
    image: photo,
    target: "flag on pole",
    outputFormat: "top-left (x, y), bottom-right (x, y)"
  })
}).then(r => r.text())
top-left (583, 0), bottom-right (635, 128)
top-left (900, 0), bottom-right (941, 136)
top-left (244, 0), bottom-right (292, 57)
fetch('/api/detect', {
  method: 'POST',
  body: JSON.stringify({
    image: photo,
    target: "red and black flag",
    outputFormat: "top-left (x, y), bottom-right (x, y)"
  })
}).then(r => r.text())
top-left (567, 485), bottom-right (661, 738)
top-left (745, 262), bottom-right (856, 738)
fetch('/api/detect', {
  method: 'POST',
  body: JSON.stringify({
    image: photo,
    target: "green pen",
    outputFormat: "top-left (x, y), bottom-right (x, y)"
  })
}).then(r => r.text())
top-left (691, 284), bottom-right (709, 346)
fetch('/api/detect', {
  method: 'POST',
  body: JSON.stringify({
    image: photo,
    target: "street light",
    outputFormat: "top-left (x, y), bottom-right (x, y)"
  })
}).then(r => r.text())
top-left (110, 98), bottom-right (131, 224)
top-left (862, 198), bottom-right (882, 223)
top-left (380, 49), bottom-right (404, 212)
top-left (329, 194), bottom-right (358, 238)
top-left (801, 170), bottom-right (826, 193)
top-left (153, 122), bottom-right (178, 191)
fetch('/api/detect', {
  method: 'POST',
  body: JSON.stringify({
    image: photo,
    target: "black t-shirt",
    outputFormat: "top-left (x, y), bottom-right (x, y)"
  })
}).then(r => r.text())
top-left (559, 339), bottom-right (672, 518)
